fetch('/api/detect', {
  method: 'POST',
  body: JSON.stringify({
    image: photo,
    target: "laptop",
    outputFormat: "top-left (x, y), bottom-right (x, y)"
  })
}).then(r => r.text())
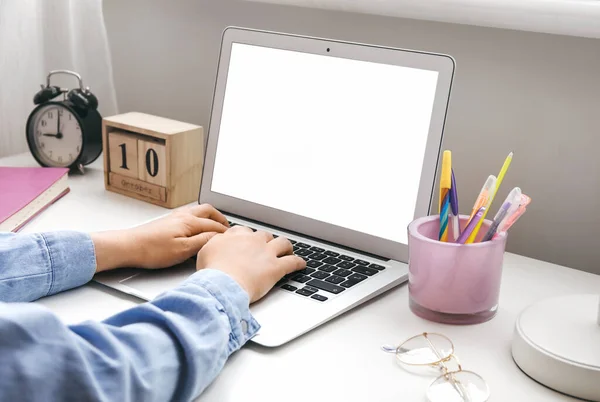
top-left (94, 27), bottom-right (455, 347)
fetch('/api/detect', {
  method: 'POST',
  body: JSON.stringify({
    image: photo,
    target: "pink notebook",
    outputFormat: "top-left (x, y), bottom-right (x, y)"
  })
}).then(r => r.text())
top-left (0, 167), bottom-right (70, 232)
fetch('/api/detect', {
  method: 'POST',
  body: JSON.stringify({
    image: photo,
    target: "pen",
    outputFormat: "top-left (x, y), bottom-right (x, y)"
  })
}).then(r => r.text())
top-left (466, 152), bottom-right (513, 243)
top-left (493, 209), bottom-right (524, 241)
top-left (456, 207), bottom-right (485, 244)
top-left (439, 150), bottom-right (452, 211)
top-left (481, 187), bottom-right (522, 241)
top-left (468, 175), bottom-right (496, 222)
top-left (494, 194), bottom-right (531, 237)
top-left (449, 169), bottom-right (460, 241)
top-left (439, 151), bottom-right (452, 242)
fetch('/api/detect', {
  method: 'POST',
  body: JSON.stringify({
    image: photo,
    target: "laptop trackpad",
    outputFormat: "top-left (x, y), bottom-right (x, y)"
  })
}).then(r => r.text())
top-left (120, 260), bottom-right (196, 300)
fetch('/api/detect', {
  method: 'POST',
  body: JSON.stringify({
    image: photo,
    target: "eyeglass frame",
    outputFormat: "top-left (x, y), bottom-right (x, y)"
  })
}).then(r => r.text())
top-left (382, 332), bottom-right (489, 402)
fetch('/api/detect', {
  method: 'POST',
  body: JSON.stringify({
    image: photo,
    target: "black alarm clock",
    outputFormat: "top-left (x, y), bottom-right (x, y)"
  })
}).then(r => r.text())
top-left (26, 70), bottom-right (102, 173)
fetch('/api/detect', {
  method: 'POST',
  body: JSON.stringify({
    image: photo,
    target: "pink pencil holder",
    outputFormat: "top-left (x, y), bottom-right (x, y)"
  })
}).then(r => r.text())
top-left (407, 215), bottom-right (507, 324)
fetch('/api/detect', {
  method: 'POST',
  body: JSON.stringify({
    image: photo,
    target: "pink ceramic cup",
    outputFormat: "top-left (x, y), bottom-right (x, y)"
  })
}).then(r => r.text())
top-left (407, 215), bottom-right (507, 324)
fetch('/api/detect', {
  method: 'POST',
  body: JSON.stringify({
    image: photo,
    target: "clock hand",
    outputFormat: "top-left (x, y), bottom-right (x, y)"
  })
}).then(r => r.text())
top-left (56, 109), bottom-right (61, 135)
top-left (42, 133), bottom-right (63, 139)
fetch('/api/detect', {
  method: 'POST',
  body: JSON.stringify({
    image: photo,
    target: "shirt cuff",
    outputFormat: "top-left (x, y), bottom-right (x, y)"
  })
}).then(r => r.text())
top-left (182, 269), bottom-right (260, 350)
top-left (41, 231), bottom-right (97, 295)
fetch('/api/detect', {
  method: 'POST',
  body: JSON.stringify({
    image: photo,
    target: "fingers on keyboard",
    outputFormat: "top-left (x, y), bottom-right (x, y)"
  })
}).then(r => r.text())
top-left (229, 221), bottom-right (387, 297)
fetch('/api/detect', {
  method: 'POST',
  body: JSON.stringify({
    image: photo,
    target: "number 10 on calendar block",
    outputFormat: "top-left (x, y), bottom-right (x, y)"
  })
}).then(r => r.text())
top-left (102, 112), bottom-right (204, 208)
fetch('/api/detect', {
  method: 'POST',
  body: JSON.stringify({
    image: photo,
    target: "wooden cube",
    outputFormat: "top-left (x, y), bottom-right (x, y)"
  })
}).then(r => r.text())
top-left (108, 131), bottom-right (139, 179)
top-left (102, 112), bottom-right (203, 208)
top-left (137, 137), bottom-right (167, 187)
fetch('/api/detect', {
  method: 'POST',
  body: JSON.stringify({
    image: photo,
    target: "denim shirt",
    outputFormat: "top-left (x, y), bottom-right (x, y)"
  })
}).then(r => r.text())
top-left (0, 231), bottom-right (260, 402)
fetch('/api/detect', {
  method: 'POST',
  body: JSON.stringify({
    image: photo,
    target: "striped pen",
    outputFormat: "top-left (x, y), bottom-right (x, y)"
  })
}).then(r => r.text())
top-left (438, 150), bottom-right (452, 242)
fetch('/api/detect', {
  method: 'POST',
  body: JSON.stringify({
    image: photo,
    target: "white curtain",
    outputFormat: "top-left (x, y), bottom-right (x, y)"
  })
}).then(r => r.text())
top-left (0, 0), bottom-right (118, 157)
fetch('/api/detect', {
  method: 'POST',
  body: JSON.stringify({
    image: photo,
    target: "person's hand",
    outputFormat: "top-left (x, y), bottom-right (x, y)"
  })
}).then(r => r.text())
top-left (92, 204), bottom-right (229, 272)
top-left (196, 226), bottom-right (306, 303)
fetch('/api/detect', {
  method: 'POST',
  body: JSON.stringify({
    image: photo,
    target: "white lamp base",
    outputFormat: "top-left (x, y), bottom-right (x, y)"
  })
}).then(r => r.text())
top-left (512, 294), bottom-right (600, 401)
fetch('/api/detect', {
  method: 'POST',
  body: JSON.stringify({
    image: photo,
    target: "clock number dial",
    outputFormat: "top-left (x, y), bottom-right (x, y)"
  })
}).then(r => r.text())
top-left (118, 143), bottom-right (129, 169)
top-left (31, 105), bottom-right (82, 167)
top-left (145, 149), bottom-right (159, 177)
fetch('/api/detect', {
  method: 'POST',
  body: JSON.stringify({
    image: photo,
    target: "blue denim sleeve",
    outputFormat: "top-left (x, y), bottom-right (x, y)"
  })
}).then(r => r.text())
top-left (0, 231), bottom-right (96, 302)
top-left (0, 232), bottom-right (96, 302)
top-left (0, 269), bottom-right (260, 402)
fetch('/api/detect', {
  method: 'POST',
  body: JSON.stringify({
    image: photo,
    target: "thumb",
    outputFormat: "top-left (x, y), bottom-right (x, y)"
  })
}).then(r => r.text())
top-left (187, 232), bottom-right (219, 253)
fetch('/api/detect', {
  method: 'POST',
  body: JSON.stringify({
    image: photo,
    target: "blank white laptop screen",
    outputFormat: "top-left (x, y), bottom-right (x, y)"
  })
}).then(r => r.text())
top-left (211, 43), bottom-right (439, 244)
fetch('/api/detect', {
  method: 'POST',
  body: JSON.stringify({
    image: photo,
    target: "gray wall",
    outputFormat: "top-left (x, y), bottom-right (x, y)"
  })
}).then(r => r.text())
top-left (103, 0), bottom-right (600, 274)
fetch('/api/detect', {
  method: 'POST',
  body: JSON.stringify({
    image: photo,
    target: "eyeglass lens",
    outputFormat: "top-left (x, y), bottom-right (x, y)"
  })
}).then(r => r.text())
top-left (427, 370), bottom-right (490, 402)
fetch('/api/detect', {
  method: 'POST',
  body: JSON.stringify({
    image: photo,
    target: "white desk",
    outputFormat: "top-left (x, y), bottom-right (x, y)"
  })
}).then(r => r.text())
top-left (2, 152), bottom-right (599, 402)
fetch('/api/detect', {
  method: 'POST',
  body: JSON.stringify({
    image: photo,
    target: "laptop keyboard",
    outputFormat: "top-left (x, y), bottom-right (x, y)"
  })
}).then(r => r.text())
top-left (227, 221), bottom-right (386, 302)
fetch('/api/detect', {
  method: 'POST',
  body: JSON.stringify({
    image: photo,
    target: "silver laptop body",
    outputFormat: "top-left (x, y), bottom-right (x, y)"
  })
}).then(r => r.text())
top-left (94, 27), bottom-right (455, 347)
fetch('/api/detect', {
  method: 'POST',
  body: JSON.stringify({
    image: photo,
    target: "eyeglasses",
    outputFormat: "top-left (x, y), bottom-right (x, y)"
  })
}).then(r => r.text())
top-left (381, 332), bottom-right (490, 402)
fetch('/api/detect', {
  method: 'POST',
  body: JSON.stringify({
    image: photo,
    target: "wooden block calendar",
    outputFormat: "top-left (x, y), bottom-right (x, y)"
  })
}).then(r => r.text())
top-left (102, 112), bottom-right (203, 208)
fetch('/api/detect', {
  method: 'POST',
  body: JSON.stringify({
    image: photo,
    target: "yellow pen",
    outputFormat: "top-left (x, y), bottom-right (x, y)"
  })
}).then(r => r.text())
top-left (466, 152), bottom-right (513, 243)
top-left (439, 151), bottom-right (452, 241)
top-left (441, 151), bottom-right (452, 194)
top-left (439, 150), bottom-right (452, 212)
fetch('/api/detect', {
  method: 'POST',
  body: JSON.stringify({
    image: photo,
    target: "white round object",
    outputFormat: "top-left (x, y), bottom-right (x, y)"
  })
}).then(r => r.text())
top-left (512, 294), bottom-right (600, 401)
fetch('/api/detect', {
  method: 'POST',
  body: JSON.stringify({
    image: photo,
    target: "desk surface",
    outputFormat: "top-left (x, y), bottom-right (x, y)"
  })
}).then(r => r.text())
top-left (2, 152), bottom-right (599, 402)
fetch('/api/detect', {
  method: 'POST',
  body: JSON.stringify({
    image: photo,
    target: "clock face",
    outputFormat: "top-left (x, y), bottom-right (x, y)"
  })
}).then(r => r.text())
top-left (29, 104), bottom-right (83, 167)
